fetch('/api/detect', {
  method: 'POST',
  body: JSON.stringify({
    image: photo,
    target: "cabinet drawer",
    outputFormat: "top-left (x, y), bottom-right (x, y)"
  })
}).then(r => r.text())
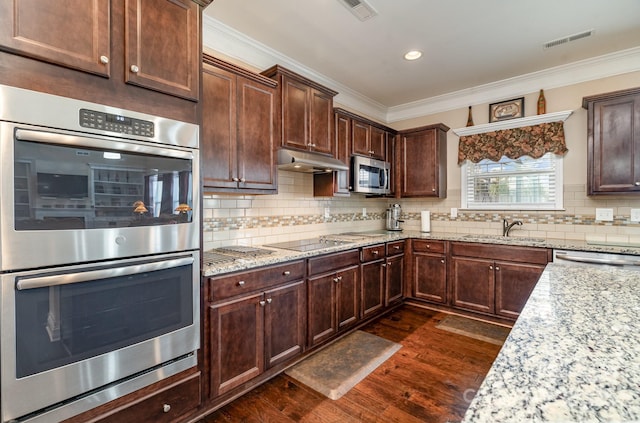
top-left (96, 372), bottom-right (200, 423)
top-left (308, 249), bottom-right (359, 276)
top-left (386, 240), bottom-right (405, 256)
top-left (209, 260), bottom-right (305, 301)
top-left (412, 239), bottom-right (446, 254)
top-left (451, 242), bottom-right (550, 265)
top-left (361, 244), bottom-right (386, 262)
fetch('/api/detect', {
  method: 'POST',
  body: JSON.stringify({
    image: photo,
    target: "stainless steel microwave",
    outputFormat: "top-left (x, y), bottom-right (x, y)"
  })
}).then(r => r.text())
top-left (351, 155), bottom-right (390, 195)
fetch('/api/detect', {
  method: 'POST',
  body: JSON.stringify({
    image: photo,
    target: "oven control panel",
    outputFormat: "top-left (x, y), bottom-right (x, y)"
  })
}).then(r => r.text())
top-left (79, 109), bottom-right (155, 137)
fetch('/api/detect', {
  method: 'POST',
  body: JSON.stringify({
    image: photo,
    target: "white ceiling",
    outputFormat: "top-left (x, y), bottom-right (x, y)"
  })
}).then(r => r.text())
top-left (202, 0), bottom-right (640, 122)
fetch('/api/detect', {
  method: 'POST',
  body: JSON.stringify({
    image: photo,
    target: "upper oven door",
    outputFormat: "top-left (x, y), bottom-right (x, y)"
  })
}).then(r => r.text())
top-left (0, 122), bottom-right (200, 271)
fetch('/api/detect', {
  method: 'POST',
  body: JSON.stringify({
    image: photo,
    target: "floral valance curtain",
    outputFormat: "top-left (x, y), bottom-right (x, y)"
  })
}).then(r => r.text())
top-left (457, 121), bottom-right (568, 164)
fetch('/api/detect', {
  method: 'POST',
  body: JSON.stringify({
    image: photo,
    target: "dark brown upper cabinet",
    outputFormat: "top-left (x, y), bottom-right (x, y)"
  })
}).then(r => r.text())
top-left (397, 124), bottom-right (449, 198)
top-left (583, 87), bottom-right (640, 195)
top-left (262, 65), bottom-right (337, 156)
top-left (201, 55), bottom-right (277, 194)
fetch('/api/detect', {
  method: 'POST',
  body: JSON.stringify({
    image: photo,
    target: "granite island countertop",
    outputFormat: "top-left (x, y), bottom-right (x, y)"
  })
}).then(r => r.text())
top-left (202, 230), bottom-right (640, 277)
top-left (462, 263), bottom-right (640, 422)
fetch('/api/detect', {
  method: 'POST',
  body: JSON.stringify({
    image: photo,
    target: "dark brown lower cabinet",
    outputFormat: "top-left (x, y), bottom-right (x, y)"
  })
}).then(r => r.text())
top-left (412, 240), bottom-right (447, 304)
top-left (307, 259), bottom-right (360, 348)
top-left (450, 242), bottom-right (550, 319)
top-left (360, 244), bottom-right (386, 319)
top-left (385, 253), bottom-right (404, 306)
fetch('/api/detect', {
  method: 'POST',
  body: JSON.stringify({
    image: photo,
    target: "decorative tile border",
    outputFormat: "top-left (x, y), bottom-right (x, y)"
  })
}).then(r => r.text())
top-left (203, 210), bottom-right (638, 232)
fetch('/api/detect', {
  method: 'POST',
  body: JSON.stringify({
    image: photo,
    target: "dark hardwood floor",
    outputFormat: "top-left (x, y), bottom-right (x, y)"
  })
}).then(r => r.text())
top-left (199, 305), bottom-right (506, 423)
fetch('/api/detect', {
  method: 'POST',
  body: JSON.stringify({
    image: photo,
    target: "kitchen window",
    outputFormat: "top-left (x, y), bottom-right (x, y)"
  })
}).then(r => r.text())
top-left (461, 153), bottom-right (563, 210)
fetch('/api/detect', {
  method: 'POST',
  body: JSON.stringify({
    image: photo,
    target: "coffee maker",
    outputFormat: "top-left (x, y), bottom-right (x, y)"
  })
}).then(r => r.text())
top-left (385, 203), bottom-right (404, 231)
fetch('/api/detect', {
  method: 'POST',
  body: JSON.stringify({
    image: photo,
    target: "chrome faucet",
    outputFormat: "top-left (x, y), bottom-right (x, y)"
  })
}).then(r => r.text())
top-left (502, 219), bottom-right (522, 236)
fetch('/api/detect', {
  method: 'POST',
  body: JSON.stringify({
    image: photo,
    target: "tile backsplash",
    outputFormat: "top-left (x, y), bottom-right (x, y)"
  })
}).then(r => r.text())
top-left (202, 170), bottom-right (640, 250)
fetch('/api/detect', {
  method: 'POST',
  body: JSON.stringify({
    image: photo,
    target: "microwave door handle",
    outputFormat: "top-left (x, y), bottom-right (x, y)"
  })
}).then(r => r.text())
top-left (380, 168), bottom-right (387, 189)
top-left (16, 257), bottom-right (194, 290)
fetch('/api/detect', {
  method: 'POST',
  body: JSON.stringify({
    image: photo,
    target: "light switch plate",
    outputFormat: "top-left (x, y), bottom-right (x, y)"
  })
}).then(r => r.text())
top-left (595, 208), bottom-right (614, 221)
top-left (450, 208), bottom-right (458, 218)
top-left (631, 209), bottom-right (640, 223)
top-left (324, 207), bottom-right (330, 219)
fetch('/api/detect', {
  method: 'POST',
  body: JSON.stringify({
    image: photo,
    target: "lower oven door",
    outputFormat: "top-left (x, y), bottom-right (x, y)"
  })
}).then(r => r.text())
top-left (0, 251), bottom-right (200, 422)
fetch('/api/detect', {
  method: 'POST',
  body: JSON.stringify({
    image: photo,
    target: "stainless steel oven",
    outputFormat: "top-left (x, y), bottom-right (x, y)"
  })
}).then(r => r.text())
top-left (0, 85), bottom-right (200, 422)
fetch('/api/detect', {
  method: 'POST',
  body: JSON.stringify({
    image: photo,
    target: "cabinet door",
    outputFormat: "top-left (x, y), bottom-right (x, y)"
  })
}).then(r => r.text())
top-left (309, 89), bottom-right (334, 155)
top-left (361, 260), bottom-right (385, 319)
top-left (369, 126), bottom-right (387, 160)
top-left (0, 0), bottom-right (110, 76)
top-left (336, 265), bottom-right (360, 330)
top-left (264, 281), bottom-right (306, 368)
top-left (237, 76), bottom-right (277, 191)
top-left (385, 254), bottom-right (404, 306)
top-left (413, 253), bottom-right (447, 304)
top-left (307, 273), bottom-right (337, 347)
top-left (589, 94), bottom-right (640, 194)
top-left (209, 293), bottom-right (264, 397)
top-left (352, 120), bottom-right (371, 156)
top-left (400, 129), bottom-right (439, 197)
top-left (201, 65), bottom-right (238, 190)
top-left (451, 257), bottom-right (494, 314)
top-left (334, 112), bottom-right (351, 194)
top-left (281, 76), bottom-right (309, 150)
top-left (124, 0), bottom-right (200, 100)
top-left (494, 261), bottom-right (544, 319)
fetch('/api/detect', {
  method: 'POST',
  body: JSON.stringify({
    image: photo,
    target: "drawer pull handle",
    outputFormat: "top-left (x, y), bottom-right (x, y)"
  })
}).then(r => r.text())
top-left (372, 250), bottom-right (379, 255)
top-left (283, 271), bottom-right (291, 275)
top-left (393, 245), bottom-right (400, 250)
top-left (237, 280), bottom-right (245, 286)
top-left (163, 404), bottom-right (171, 413)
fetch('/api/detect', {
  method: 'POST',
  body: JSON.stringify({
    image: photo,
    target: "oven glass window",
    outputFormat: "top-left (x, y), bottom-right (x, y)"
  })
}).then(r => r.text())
top-left (14, 140), bottom-right (193, 230)
top-left (14, 262), bottom-right (193, 378)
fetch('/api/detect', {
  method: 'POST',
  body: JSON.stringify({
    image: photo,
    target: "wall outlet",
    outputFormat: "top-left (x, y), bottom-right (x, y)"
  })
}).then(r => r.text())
top-left (362, 207), bottom-right (367, 217)
top-left (631, 209), bottom-right (640, 223)
top-left (595, 208), bottom-right (614, 221)
top-left (450, 208), bottom-right (458, 219)
top-left (324, 207), bottom-right (330, 219)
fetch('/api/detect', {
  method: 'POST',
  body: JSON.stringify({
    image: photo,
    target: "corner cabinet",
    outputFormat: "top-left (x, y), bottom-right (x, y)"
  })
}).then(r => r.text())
top-left (397, 124), bottom-right (449, 198)
top-left (262, 65), bottom-right (337, 156)
top-left (583, 87), bottom-right (640, 195)
top-left (0, 0), bottom-right (201, 122)
top-left (201, 55), bottom-right (278, 194)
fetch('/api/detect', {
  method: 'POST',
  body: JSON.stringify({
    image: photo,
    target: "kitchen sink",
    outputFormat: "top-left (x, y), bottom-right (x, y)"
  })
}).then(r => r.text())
top-left (264, 237), bottom-right (355, 252)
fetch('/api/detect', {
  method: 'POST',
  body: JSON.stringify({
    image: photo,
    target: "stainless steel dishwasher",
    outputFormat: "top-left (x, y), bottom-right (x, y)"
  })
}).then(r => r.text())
top-left (553, 249), bottom-right (640, 268)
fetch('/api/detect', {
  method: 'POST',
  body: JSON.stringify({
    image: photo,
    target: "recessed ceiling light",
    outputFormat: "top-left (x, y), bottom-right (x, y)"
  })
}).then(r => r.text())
top-left (404, 50), bottom-right (422, 61)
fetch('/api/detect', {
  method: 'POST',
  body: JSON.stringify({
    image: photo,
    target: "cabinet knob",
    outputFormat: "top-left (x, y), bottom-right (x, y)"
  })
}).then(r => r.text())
top-left (372, 250), bottom-right (379, 255)
top-left (440, 259), bottom-right (445, 264)
top-left (432, 188), bottom-right (436, 192)
top-left (240, 177), bottom-right (246, 183)
top-left (99, 55), bottom-right (109, 64)
top-left (333, 277), bottom-right (340, 283)
top-left (259, 300), bottom-right (266, 306)
top-left (635, 182), bottom-right (640, 186)
top-left (237, 280), bottom-right (245, 286)
top-left (393, 245), bottom-right (400, 250)
top-left (130, 64), bottom-right (139, 73)
top-left (283, 270), bottom-right (291, 275)
top-left (495, 266), bottom-right (500, 271)
top-left (489, 265), bottom-right (493, 270)
top-left (232, 177), bottom-right (240, 182)
top-left (337, 276), bottom-right (343, 281)
top-left (426, 244), bottom-right (430, 249)
top-left (163, 404), bottom-right (171, 413)
top-left (266, 298), bottom-right (272, 304)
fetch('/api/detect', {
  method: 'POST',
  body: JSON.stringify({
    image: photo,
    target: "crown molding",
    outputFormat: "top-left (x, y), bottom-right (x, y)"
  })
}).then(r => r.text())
top-left (202, 15), bottom-right (640, 125)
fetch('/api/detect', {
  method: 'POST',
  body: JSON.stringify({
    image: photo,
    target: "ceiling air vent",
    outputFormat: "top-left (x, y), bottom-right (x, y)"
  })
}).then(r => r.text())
top-left (338, 0), bottom-right (378, 21)
top-left (543, 29), bottom-right (594, 49)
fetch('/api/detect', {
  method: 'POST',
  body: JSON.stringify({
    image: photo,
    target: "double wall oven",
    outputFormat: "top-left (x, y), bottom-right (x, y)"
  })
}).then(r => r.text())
top-left (0, 85), bottom-right (200, 422)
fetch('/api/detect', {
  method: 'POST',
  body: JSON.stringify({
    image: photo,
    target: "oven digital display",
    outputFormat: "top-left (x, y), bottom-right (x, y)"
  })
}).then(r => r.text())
top-left (79, 109), bottom-right (154, 137)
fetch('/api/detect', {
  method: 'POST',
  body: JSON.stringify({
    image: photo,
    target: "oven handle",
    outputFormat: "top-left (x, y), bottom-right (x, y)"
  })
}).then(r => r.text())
top-left (15, 257), bottom-right (194, 291)
top-left (15, 128), bottom-right (194, 159)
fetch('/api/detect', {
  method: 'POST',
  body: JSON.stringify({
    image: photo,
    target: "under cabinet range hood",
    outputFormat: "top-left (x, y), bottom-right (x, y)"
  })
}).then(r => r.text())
top-left (277, 148), bottom-right (349, 173)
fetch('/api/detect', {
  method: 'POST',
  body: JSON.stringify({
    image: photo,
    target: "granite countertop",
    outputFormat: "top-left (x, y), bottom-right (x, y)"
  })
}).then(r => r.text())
top-left (463, 263), bottom-right (640, 422)
top-left (202, 230), bottom-right (640, 277)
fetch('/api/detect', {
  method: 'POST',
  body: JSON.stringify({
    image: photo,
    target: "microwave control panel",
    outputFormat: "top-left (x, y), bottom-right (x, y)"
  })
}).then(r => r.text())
top-left (79, 109), bottom-right (154, 137)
